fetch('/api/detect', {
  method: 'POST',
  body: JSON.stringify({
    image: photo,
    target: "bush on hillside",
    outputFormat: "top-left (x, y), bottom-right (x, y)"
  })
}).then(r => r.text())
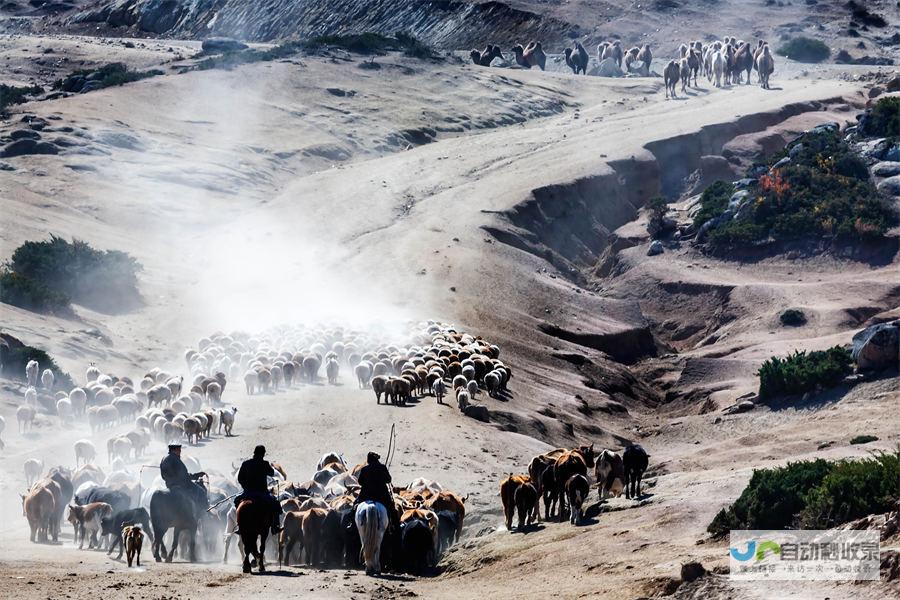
top-left (777, 37), bottom-right (831, 63)
top-left (707, 459), bottom-right (833, 536)
top-left (0, 340), bottom-right (75, 391)
top-left (9, 236), bottom-right (142, 313)
top-left (0, 270), bottom-right (72, 316)
top-left (708, 451), bottom-right (900, 537)
top-left (0, 83), bottom-right (43, 118)
top-left (850, 434), bottom-right (879, 445)
top-left (779, 308), bottom-right (807, 327)
top-left (757, 345), bottom-right (853, 400)
top-left (799, 451), bottom-right (900, 528)
top-left (53, 63), bottom-right (163, 93)
top-left (701, 129), bottom-right (896, 249)
top-left (303, 32), bottom-right (438, 59)
top-left (692, 180), bottom-right (734, 229)
top-left (864, 96), bottom-right (900, 139)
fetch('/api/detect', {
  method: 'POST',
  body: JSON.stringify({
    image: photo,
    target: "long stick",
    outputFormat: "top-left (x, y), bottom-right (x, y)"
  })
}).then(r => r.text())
top-left (207, 491), bottom-right (240, 512)
top-left (386, 423), bottom-right (396, 468)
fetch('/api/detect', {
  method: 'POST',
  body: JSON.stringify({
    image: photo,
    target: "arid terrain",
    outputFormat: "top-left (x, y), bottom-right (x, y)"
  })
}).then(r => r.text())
top-left (0, 1), bottom-right (898, 598)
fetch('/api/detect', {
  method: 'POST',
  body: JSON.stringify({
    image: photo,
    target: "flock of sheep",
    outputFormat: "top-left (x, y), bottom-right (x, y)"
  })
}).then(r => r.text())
top-left (469, 35), bottom-right (776, 98)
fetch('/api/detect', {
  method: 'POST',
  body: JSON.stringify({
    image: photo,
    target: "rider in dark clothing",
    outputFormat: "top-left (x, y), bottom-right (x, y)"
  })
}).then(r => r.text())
top-left (357, 452), bottom-right (400, 533)
top-left (160, 444), bottom-right (207, 518)
top-left (235, 445), bottom-right (282, 534)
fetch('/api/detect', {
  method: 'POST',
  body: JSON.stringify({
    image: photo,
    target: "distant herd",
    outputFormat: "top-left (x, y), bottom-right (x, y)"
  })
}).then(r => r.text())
top-left (470, 35), bottom-right (776, 96)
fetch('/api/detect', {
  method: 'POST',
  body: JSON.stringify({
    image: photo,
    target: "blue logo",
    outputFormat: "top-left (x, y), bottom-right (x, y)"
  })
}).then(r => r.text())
top-left (730, 540), bottom-right (781, 562)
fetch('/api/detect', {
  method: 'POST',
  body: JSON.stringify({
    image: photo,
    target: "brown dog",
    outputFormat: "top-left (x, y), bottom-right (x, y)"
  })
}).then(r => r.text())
top-left (122, 524), bottom-right (143, 567)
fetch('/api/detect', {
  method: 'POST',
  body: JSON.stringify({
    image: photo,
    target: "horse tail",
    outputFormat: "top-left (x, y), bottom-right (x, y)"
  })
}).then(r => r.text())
top-left (359, 503), bottom-right (380, 569)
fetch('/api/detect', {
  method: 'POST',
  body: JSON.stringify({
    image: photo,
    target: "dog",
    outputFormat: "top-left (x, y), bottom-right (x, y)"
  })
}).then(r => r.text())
top-left (122, 524), bottom-right (143, 567)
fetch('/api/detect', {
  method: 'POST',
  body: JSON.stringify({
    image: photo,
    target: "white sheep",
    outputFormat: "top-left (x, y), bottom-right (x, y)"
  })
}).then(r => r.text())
top-left (243, 370), bottom-right (259, 395)
top-left (432, 379), bottom-right (447, 404)
top-left (56, 397), bottom-right (73, 424)
top-left (355, 361), bottom-right (373, 388)
top-left (24, 386), bottom-right (37, 407)
top-left (74, 439), bottom-right (96, 466)
top-left (485, 371), bottom-right (501, 397)
top-left (24, 457), bottom-right (43, 488)
top-left (326, 358), bottom-right (340, 385)
top-left (41, 369), bottom-right (54, 391)
top-left (69, 388), bottom-right (87, 417)
top-left (218, 406), bottom-right (237, 436)
top-left (25, 360), bottom-right (39, 388)
top-left (466, 379), bottom-right (479, 398)
top-left (17, 404), bottom-right (35, 433)
top-left (85, 365), bottom-right (101, 383)
top-left (206, 381), bottom-right (222, 405)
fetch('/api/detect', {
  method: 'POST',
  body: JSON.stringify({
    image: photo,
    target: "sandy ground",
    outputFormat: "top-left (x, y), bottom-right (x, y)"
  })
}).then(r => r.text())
top-left (1, 32), bottom-right (898, 599)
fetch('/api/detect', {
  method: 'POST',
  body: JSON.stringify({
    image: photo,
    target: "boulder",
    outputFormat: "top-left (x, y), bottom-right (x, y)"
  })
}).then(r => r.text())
top-left (647, 240), bottom-right (664, 256)
top-left (680, 561), bottom-right (707, 583)
top-left (0, 139), bottom-right (58, 158)
top-left (201, 37), bottom-right (249, 54)
top-left (851, 320), bottom-right (899, 371)
top-left (9, 129), bottom-right (40, 141)
top-left (877, 175), bottom-right (900, 196)
top-left (887, 76), bottom-right (900, 93)
top-left (772, 156), bottom-right (791, 169)
top-left (138, 0), bottom-right (184, 34)
top-left (788, 143), bottom-right (804, 158)
top-left (884, 145), bottom-right (900, 162)
top-left (872, 162), bottom-right (900, 177)
top-left (733, 178), bottom-right (758, 189)
top-left (0, 161), bottom-right (14, 171)
top-left (596, 58), bottom-right (624, 77)
top-left (626, 60), bottom-right (649, 77)
top-left (462, 403), bottom-right (489, 422)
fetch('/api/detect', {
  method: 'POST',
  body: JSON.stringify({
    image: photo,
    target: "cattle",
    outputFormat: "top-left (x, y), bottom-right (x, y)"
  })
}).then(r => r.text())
top-left (623, 445), bottom-right (650, 499)
top-left (103, 507), bottom-right (153, 559)
top-left (527, 448), bottom-right (565, 519)
top-left (565, 474), bottom-right (590, 525)
top-left (552, 443), bottom-right (595, 521)
top-left (301, 507), bottom-right (330, 566)
top-left (514, 480), bottom-right (538, 531)
top-left (399, 508), bottom-right (439, 573)
top-left (595, 449), bottom-right (625, 499)
top-left (68, 502), bottom-right (114, 549)
top-left (499, 473), bottom-right (530, 531)
top-left (122, 524), bottom-right (144, 567)
top-left (22, 485), bottom-right (55, 543)
top-left (425, 491), bottom-right (466, 543)
top-left (371, 375), bottom-right (389, 404)
top-left (435, 510), bottom-right (458, 556)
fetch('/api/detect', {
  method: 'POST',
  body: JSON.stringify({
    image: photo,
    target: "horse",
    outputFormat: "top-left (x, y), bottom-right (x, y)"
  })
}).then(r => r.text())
top-left (236, 498), bottom-right (273, 573)
top-left (355, 501), bottom-right (388, 576)
top-left (623, 445), bottom-right (650, 499)
top-left (150, 488), bottom-right (202, 562)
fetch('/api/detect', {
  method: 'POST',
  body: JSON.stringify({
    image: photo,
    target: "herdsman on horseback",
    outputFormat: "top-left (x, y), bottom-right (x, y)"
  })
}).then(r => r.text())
top-left (356, 451), bottom-right (400, 533)
top-left (159, 444), bottom-right (207, 517)
top-left (235, 445), bottom-right (282, 534)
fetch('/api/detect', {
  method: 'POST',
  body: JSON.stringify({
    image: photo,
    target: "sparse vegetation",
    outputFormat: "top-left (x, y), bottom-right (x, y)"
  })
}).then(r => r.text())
top-left (692, 180), bottom-right (734, 229)
top-left (193, 42), bottom-right (304, 71)
top-left (53, 63), bottom-right (163, 93)
top-left (0, 83), bottom-right (43, 118)
top-left (7, 235), bottom-right (142, 313)
top-left (850, 434), bottom-right (879, 445)
top-left (709, 451), bottom-right (900, 536)
top-left (756, 345), bottom-right (853, 401)
top-left (700, 129), bottom-right (896, 249)
top-left (799, 451), bottom-right (899, 528)
top-left (303, 32), bottom-right (438, 59)
top-left (0, 270), bottom-right (72, 316)
top-left (0, 338), bottom-right (74, 391)
top-left (708, 459), bottom-right (833, 535)
top-left (863, 96), bottom-right (900, 139)
top-left (646, 196), bottom-right (670, 239)
top-left (779, 308), bottom-right (807, 327)
top-left (776, 37), bottom-right (831, 63)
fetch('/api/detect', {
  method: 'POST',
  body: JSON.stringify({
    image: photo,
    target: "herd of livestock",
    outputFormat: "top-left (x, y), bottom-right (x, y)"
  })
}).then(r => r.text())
top-left (9, 321), bottom-right (531, 575)
top-left (470, 35), bottom-right (777, 96)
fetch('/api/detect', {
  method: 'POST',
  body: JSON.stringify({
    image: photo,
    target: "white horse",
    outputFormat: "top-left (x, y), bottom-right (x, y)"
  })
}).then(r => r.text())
top-left (355, 501), bottom-right (388, 576)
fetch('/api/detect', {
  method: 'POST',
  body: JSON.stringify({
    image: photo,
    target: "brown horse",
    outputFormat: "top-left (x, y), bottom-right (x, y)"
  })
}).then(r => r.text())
top-left (236, 499), bottom-right (273, 573)
top-left (552, 443), bottom-right (595, 521)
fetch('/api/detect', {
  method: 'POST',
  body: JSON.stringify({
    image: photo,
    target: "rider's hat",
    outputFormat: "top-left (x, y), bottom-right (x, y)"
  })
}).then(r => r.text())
top-left (367, 451), bottom-right (380, 463)
top-left (168, 444), bottom-right (182, 451)
top-left (254, 444), bottom-right (266, 457)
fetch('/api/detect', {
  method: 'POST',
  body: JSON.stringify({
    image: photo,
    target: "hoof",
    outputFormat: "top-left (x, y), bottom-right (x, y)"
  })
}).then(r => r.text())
top-left (242, 563), bottom-right (251, 574)
top-left (259, 565), bottom-right (266, 573)
top-left (155, 556), bottom-right (161, 563)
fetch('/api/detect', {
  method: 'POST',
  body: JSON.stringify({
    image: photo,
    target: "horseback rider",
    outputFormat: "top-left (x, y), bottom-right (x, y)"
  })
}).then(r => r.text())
top-left (234, 445), bottom-right (283, 534)
top-left (159, 444), bottom-right (207, 518)
top-left (356, 451), bottom-right (400, 533)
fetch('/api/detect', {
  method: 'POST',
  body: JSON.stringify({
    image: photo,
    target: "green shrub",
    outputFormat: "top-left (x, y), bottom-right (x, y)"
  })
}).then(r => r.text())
top-left (9, 235), bottom-right (142, 313)
top-left (302, 32), bottom-right (438, 59)
top-left (0, 83), bottom-right (43, 118)
top-left (394, 31), bottom-right (438, 59)
top-left (194, 42), bottom-right (303, 71)
top-left (708, 459), bottom-right (833, 536)
top-left (776, 37), bottom-right (830, 63)
top-left (865, 96), bottom-right (900, 139)
top-left (0, 271), bottom-right (72, 316)
top-left (53, 63), bottom-right (162, 92)
top-left (709, 451), bottom-right (900, 537)
top-left (757, 345), bottom-right (853, 400)
top-left (799, 451), bottom-right (900, 528)
top-left (692, 180), bottom-right (735, 229)
top-left (0, 343), bottom-right (74, 391)
top-left (779, 308), bottom-right (807, 326)
top-left (701, 129), bottom-right (896, 249)
top-left (850, 434), bottom-right (878, 445)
